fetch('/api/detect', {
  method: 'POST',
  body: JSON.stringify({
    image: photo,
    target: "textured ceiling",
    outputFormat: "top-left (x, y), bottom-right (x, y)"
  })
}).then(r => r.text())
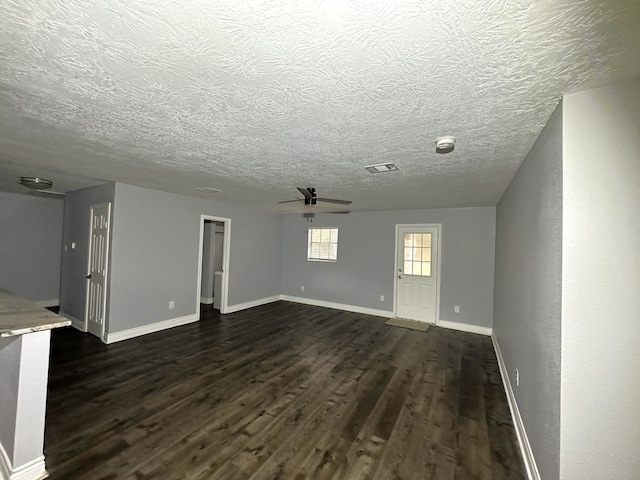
top-left (1, 0), bottom-right (639, 210)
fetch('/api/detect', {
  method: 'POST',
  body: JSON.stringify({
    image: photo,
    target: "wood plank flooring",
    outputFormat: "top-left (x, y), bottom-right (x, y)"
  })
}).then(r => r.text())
top-left (44, 302), bottom-right (525, 479)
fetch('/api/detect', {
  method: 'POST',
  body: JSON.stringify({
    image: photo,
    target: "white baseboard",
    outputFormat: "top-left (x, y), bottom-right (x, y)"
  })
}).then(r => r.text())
top-left (0, 443), bottom-right (47, 480)
top-left (492, 335), bottom-right (540, 480)
top-left (437, 319), bottom-right (492, 336)
top-left (105, 314), bottom-right (198, 344)
top-left (225, 295), bottom-right (282, 314)
top-left (281, 295), bottom-right (393, 319)
top-left (57, 312), bottom-right (86, 332)
top-left (34, 299), bottom-right (59, 308)
top-left (200, 296), bottom-right (214, 304)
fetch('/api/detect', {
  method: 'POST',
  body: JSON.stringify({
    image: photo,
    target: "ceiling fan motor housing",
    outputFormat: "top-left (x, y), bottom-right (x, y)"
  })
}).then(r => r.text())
top-left (304, 187), bottom-right (317, 205)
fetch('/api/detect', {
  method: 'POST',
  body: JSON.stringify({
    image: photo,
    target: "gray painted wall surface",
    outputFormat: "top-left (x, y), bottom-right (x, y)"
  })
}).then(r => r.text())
top-left (108, 183), bottom-right (282, 332)
top-left (200, 221), bottom-right (214, 300)
top-left (59, 183), bottom-right (115, 322)
top-left (493, 103), bottom-right (563, 480)
top-left (0, 331), bottom-right (51, 468)
top-left (561, 80), bottom-right (640, 479)
top-left (0, 336), bottom-right (20, 464)
top-left (0, 192), bottom-right (64, 302)
top-left (281, 207), bottom-right (496, 327)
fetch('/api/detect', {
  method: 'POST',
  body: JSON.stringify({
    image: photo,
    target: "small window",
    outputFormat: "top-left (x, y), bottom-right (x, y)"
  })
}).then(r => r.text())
top-left (403, 233), bottom-right (432, 276)
top-left (308, 228), bottom-right (338, 262)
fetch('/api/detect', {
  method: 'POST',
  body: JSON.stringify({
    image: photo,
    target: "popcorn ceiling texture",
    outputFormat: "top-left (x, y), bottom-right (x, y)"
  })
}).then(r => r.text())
top-left (0, 0), bottom-right (639, 210)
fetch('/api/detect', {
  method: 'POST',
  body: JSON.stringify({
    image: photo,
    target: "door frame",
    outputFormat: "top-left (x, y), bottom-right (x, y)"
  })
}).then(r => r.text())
top-left (84, 202), bottom-right (112, 339)
top-left (393, 223), bottom-right (442, 325)
top-left (196, 215), bottom-right (231, 316)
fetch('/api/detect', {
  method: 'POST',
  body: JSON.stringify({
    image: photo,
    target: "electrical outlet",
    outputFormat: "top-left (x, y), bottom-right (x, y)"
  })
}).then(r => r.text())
top-left (380, 295), bottom-right (385, 302)
top-left (301, 285), bottom-right (305, 292)
top-left (454, 306), bottom-right (460, 313)
top-left (169, 301), bottom-right (175, 309)
top-left (515, 369), bottom-right (520, 386)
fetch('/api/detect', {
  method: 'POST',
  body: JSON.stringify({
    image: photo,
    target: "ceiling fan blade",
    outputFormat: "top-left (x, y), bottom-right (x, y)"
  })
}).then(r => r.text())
top-left (296, 187), bottom-right (312, 199)
top-left (277, 199), bottom-right (303, 204)
top-left (317, 197), bottom-right (352, 205)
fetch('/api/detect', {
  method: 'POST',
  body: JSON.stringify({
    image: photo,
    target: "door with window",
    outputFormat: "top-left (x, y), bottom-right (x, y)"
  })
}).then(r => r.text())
top-left (395, 225), bottom-right (439, 324)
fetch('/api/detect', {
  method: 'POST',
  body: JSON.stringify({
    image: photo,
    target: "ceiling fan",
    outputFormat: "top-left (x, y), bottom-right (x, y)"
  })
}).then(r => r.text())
top-left (19, 177), bottom-right (66, 196)
top-left (278, 187), bottom-right (351, 218)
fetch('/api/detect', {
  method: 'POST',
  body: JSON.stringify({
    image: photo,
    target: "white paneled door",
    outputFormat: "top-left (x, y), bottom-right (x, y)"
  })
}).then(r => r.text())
top-left (395, 225), bottom-right (440, 324)
top-left (86, 203), bottom-right (111, 339)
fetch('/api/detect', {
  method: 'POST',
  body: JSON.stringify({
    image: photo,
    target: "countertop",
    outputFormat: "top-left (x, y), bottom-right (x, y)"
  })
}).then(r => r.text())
top-left (0, 288), bottom-right (71, 337)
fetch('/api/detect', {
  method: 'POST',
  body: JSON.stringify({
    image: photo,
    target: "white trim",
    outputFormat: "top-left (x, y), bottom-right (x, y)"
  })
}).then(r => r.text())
top-left (104, 314), bottom-right (198, 344)
top-left (34, 299), bottom-right (59, 308)
top-left (0, 443), bottom-right (47, 480)
top-left (57, 312), bottom-right (86, 332)
top-left (393, 223), bottom-right (443, 325)
top-left (225, 295), bottom-right (282, 314)
top-left (281, 295), bottom-right (392, 318)
top-left (196, 216), bottom-right (231, 316)
top-left (200, 296), bottom-right (214, 305)
top-left (492, 335), bottom-right (541, 480)
top-left (437, 319), bottom-right (493, 336)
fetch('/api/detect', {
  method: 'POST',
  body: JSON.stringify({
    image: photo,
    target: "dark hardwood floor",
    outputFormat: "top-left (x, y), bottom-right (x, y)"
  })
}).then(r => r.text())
top-left (45, 302), bottom-right (525, 479)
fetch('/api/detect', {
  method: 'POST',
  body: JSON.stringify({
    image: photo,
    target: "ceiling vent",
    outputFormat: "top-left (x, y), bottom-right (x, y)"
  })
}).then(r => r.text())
top-left (197, 187), bottom-right (221, 193)
top-left (364, 162), bottom-right (399, 174)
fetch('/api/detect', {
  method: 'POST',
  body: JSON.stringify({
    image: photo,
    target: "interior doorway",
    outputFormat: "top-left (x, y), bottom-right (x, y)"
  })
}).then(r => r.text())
top-left (197, 215), bottom-right (230, 316)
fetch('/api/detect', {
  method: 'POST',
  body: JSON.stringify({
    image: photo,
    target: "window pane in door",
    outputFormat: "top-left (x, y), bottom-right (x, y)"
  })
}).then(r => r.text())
top-left (404, 261), bottom-right (413, 275)
top-left (413, 262), bottom-right (422, 276)
top-left (404, 234), bottom-right (413, 247)
top-left (423, 263), bottom-right (431, 276)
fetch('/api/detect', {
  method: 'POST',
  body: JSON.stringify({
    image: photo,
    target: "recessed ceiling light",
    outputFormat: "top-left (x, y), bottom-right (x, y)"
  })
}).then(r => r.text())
top-left (364, 162), bottom-right (399, 174)
top-left (197, 187), bottom-right (221, 193)
top-left (435, 136), bottom-right (456, 154)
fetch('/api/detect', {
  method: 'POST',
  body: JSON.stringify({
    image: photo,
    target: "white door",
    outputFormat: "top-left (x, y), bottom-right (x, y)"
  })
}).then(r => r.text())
top-left (395, 225), bottom-right (439, 324)
top-left (86, 203), bottom-right (111, 339)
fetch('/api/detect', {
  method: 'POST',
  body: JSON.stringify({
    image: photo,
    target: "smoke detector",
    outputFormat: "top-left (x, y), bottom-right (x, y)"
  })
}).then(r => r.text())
top-left (435, 136), bottom-right (456, 154)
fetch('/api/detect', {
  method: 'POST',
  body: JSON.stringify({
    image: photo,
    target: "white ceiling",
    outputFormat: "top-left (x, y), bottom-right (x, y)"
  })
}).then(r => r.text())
top-left (1, 0), bottom-right (639, 211)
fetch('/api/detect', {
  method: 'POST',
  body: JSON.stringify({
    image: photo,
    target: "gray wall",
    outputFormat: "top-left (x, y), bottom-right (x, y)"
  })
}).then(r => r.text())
top-left (281, 207), bottom-right (496, 328)
top-left (0, 192), bottom-right (64, 303)
top-left (493, 103), bottom-right (563, 480)
top-left (60, 183), bottom-right (115, 322)
top-left (0, 336), bottom-right (20, 465)
top-left (200, 221), bottom-right (214, 300)
top-left (107, 183), bottom-right (282, 333)
top-left (0, 330), bottom-right (51, 469)
top-left (561, 80), bottom-right (640, 479)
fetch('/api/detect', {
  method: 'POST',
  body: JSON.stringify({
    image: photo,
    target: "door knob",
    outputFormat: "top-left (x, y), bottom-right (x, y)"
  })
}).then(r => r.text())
top-left (398, 274), bottom-right (402, 279)
top-left (86, 274), bottom-right (92, 279)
